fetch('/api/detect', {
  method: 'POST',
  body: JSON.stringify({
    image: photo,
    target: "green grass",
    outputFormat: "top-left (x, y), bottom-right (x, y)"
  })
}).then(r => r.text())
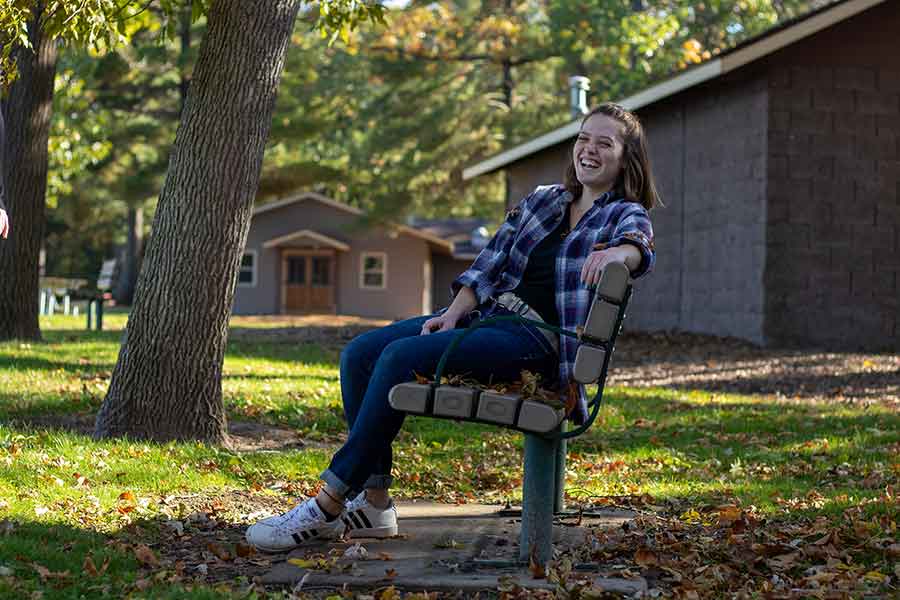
top-left (0, 315), bottom-right (897, 598)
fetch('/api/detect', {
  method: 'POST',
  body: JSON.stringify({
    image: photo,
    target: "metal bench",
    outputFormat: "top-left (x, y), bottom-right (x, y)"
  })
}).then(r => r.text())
top-left (388, 262), bottom-right (633, 567)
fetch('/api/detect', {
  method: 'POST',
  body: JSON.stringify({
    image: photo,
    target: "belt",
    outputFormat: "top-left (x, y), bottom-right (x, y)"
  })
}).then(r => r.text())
top-left (494, 291), bottom-right (560, 355)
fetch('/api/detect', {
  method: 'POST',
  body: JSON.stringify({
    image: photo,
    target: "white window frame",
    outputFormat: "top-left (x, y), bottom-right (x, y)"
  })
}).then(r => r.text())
top-left (237, 249), bottom-right (257, 288)
top-left (359, 251), bottom-right (387, 290)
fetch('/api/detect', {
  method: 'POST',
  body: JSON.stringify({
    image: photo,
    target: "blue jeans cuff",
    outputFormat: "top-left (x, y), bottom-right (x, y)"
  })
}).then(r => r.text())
top-left (320, 469), bottom-right (352, 498)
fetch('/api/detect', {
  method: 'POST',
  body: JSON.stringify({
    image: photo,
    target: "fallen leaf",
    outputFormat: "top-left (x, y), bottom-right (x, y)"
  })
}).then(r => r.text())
top-left (133, 544), bottom-right (159, 568)
top-left (528, 546), bottom-right (546, 579)
top-left (287, 558), bottom-right (318, 569)
top-left (31, 563), bottom-right (69, 581)
top-left (118, 491), bottom-right (136, 503)
top-left (83, 556), bottom-right (99, 577)
top-left (383, 568), bottom-right (398, 580)
top-left (717, 505), bottom-right (742, 524)
top-left (235, 542), bottom-right (255, 558)
top-left (206, 542), bottom-right (232, 562)
top-left (343, 543), bottom-right (368, 560)
top-left (634, 547), bottom-right (658, 567)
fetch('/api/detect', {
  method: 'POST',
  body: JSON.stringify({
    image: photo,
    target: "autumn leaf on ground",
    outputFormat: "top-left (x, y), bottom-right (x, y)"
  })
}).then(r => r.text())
top-left (287, 558), bottom-right (318, 569)
top-left (528, 546), bottom-right (546, 579)
top-left (32, 563), bottom-right (69, 581)
top-left (133, 544), bottom-right (159, 567)
top-left (717, 505), bottom-right (743, 525)
top-left (118, 491), bottom-right (137, 503)
top-left (235, 542), bottom-right (255, 558)
top-left (634, 547), bottom-right (658, 567)
top-left (207, 542), bottom-right (232, 561)
top-left (383, 567), bottom-right (398, 580)
top-left (82, 555), bottom-right (110, 577)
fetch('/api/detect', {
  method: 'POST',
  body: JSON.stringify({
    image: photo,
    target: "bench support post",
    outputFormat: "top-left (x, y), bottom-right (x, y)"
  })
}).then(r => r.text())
top-left (554, 433), bottom-right (567, 514)
top-left (519, 432), bottom-right (557, 566)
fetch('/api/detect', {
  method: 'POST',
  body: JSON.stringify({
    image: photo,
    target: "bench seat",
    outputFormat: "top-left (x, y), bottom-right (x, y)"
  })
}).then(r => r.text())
top-left (388, 261), bottom-right (631, 434)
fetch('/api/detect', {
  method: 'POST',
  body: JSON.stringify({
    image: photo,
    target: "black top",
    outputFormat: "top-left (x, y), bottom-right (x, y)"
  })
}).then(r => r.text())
top-left (511, 205), bottom-right (569, 326)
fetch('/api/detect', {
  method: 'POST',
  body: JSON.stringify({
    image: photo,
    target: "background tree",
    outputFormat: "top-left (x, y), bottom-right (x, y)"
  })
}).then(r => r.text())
top-left (93, 0), bottom-right (384, 444)
top-left (0, 0), bottom-right (183, 340)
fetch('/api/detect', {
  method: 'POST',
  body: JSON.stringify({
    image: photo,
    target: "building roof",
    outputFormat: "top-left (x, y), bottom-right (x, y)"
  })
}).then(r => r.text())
top-left (262, 229), bottom-right (351, 251)
top-left (462, 0), bottom-right (887, 180)
top-left (407, 217), bottom-right (490, 241)
top-left (253, 191), bottom-right (454, 252)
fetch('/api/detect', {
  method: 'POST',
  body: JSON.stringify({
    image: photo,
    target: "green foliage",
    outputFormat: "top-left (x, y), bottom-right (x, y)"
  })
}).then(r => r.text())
top-left (44, 0), bottom-right (829, 277)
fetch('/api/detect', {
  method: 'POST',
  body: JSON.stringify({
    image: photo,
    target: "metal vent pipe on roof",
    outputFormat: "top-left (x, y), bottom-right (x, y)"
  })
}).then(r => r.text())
top-left (569, 75), bottom-right (590, 119)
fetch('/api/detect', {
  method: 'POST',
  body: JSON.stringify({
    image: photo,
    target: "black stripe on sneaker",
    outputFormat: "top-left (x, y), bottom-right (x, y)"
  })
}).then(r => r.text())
top-left (310, 528), bottom-right (318, 537)
top-left (348, 512), bottom-right (364, 529)
top-left (292, 533), bottom-right (303, 544)
top-left (342, 516), bottom-right (353, 529)
top-left (300, 530), bottom-right (310, 541)
top-left (356, 510), bottom-right (373, 529)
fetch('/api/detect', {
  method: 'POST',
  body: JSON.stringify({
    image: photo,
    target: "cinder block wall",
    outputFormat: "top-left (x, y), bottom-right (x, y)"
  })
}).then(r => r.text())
top-left (763, 0), bottom-right (900, 349)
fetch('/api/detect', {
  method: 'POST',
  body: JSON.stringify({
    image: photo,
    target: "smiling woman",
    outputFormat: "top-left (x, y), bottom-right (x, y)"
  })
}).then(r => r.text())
top-left (245, 102), bottom-right (662, 553)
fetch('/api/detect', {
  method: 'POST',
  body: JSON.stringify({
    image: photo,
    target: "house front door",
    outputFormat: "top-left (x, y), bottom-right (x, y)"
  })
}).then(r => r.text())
top-left (282, 250), bottom-right (336, 314)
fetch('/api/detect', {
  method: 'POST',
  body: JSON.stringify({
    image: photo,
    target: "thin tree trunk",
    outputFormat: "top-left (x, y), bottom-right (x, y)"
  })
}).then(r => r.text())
top-left (94, 0), bottom-right (301, 444)
top-left (0, 7), bottom-right (58, 341)
top-left (113, 206), bottom-right (142, 304)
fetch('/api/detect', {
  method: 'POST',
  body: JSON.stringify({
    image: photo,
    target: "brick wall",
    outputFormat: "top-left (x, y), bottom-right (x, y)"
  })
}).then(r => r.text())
top-left (763, 0), bottom-right (900, 350)
top-left (657, 72), bottom-right (769, 343)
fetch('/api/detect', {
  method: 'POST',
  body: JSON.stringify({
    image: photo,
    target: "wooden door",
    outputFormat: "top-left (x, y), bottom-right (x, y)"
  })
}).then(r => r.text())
top-left (282, 250), bottom-right (336, 313)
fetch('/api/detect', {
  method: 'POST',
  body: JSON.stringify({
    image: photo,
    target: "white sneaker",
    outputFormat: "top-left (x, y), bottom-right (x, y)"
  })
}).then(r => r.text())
top-left (245, 497), bottom-right (343, 552)
top-left (342, 492), bottom-right (399, 538)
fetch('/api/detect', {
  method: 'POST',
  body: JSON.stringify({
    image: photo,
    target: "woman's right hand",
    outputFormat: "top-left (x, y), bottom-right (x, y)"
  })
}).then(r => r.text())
top-left (420, 312), bottom-right (460, 335)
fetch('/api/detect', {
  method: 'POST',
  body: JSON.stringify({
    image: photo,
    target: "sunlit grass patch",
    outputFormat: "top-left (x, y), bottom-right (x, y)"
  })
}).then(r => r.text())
top-left (0, 319), bottom-right (897, 597)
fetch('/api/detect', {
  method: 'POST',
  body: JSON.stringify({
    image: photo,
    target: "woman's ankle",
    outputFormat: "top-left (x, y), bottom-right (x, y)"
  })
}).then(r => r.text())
top-left (316, 487), bottom-right (345, 519)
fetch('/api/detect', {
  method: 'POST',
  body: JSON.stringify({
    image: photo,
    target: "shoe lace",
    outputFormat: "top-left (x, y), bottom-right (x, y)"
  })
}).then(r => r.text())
top-left (273, 500), bottom-right (316, 528)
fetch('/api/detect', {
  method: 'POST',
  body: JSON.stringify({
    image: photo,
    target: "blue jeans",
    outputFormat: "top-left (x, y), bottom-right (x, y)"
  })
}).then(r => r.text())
top-left (320, 308), bottom-right (557, 496)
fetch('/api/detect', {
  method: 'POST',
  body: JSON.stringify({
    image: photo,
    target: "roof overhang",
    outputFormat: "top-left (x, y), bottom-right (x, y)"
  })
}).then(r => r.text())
top-left (263, 229), bottom-right (351, 251)
top-left (463, 0), bottom-right (887, 180)
top-left (254, 190), bottom-right (454, 252)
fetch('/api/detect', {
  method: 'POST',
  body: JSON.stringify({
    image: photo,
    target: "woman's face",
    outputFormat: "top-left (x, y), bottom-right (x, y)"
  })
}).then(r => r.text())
top-left (572, 113), bottom-right (625, 194)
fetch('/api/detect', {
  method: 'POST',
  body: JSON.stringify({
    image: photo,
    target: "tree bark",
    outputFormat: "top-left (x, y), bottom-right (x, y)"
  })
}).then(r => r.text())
top-left (94, 0), bottom-right (301, 444)
top-left (0, 7), bottom-right (58, 341)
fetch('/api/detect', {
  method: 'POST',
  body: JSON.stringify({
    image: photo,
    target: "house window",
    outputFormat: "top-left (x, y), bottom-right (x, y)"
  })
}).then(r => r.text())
top-left (237, 250), bottom-right (257, 287)
top-left (360, 252), bottom-right (387, 290)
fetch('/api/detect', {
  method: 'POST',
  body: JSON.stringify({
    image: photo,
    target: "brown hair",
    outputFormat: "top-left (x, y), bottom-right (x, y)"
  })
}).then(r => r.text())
top-left (563, 102), bottom-right (662, 210)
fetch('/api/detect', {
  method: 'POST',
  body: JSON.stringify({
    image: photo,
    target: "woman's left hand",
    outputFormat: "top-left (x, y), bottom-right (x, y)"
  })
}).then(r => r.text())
top-left (580, 245), bottom-right (638, 286)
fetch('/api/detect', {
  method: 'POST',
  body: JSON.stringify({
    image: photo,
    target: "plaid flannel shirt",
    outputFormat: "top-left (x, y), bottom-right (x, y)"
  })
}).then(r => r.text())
top-left (451, 184), bottom-right (655, 424)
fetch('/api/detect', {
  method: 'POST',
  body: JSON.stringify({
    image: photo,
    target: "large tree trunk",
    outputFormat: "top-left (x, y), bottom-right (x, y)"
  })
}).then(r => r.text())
top-left (94, 0), bottom-right (300, 444)
top-left (0, 8), bottom-right (58, 341)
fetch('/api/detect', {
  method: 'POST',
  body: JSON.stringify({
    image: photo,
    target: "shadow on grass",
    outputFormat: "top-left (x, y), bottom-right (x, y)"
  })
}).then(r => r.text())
top-left (0, 510), bottom-right (272, 599)
top-left (0, 354), bottom-right (116, 374)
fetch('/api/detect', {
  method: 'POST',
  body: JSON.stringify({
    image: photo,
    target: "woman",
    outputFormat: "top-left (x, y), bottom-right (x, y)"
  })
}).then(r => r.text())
top-left (246, 102), bottom-right (660, 552)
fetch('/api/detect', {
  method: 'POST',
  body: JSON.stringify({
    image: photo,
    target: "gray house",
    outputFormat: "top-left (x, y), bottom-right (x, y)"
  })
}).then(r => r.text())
top-left (234, 192), bottom-right (474, 319)
top-left (463, 0), bottom-right (899, 351)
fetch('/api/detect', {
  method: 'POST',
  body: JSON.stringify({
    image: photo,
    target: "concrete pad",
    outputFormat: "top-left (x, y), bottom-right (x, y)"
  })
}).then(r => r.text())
top-left (261, 502), bottom-right (645, 596)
